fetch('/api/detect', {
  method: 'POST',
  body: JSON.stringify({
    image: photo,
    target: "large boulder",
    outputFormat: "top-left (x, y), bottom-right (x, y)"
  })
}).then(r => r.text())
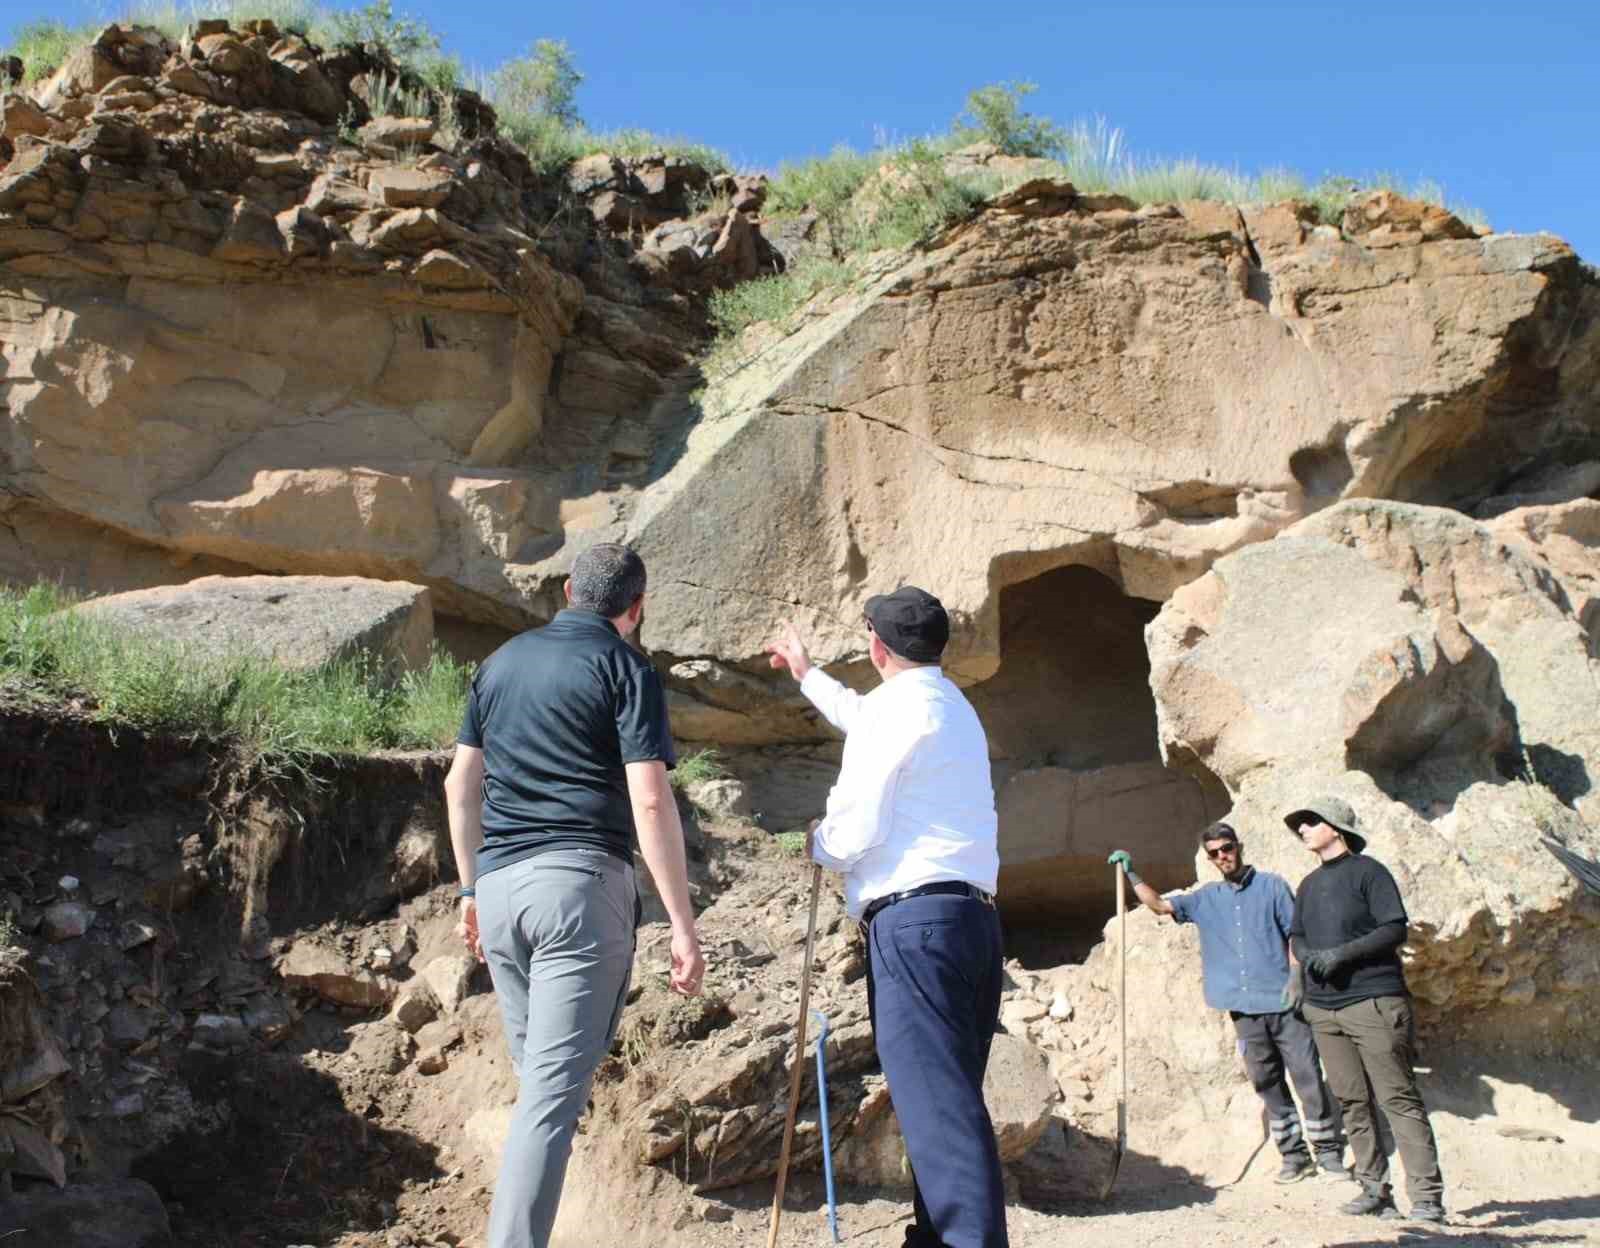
top-left (72, 574), bottom-right (435, 677)
top-left (1051, 498), bottom-right (1600, 1183)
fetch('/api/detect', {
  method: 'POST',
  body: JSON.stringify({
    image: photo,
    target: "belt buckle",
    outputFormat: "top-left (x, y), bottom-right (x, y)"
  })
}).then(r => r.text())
top-left (976, 887), bottom-right (996, 908)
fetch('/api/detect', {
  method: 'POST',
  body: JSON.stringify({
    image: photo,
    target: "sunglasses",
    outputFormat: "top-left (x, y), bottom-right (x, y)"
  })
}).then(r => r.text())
top-left (1204, 842), bottom-right (1240, 859)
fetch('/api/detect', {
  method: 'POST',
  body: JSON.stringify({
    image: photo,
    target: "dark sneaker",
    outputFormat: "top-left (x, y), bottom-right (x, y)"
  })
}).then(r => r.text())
top-left (1408, 1201), bottom-right (1446, 1224)
top-left (1275, 1155), bottom-right (1316, 1184)
top-left (1316, 1152), bottom-right (1350, 1180)
top-left (1341, 1185), bottom-right (1400, 1218)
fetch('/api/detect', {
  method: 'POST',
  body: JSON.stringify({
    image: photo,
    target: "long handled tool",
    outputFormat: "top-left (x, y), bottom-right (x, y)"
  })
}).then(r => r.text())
top-left (1100, 861), bottom-right (1128, 1200)
top-left (810, 1008), bottom-right (840, 1243)
top-left (767, 862), bottom-right (823, 1248)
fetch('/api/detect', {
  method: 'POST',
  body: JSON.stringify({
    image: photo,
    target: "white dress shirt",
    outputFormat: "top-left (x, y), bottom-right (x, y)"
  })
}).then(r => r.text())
top-left (801, 665), bottom-right (999, 919)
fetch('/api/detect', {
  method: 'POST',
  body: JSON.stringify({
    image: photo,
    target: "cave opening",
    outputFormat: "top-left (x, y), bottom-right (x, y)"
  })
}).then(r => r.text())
top-left (966, 564), bottom-right (1230, 969)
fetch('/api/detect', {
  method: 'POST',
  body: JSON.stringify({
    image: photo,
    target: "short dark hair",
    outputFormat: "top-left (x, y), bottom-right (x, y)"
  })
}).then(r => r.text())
top-left (1199, 820), bottom-right (1238, 846)
top-left (569, 543), bottom-right (646, 618)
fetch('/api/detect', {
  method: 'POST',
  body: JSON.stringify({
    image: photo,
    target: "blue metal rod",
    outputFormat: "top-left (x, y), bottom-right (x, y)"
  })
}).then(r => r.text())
top-left (810, 1008), bottom-right (840, 1243)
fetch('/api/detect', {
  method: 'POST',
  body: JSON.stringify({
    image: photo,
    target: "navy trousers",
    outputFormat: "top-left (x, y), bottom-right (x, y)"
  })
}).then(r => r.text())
top-left (865, 891), bottom-right (1008, 1248)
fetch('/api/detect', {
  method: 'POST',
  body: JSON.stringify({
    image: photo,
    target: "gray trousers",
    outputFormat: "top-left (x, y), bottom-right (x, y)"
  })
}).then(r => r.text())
top-left (1304, 996), bottom-right (1444, 1204)
top-left (477, 848), bottom-right (637, 1248)
top-left (1232, 1009), bottom-right (1345, 1163)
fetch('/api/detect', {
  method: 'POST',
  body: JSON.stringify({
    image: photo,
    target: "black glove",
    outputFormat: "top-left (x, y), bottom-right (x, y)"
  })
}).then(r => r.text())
top-left (1281, 963), bottom-right (1305, 1012)
top-left (1306, 922), bottom-right (1407, 981)
top-left (1304, 947), bottom-right (1345, 980)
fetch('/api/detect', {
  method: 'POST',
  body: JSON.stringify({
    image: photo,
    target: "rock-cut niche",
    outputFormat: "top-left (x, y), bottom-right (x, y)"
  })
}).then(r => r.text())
top-left (966, 565), bottom-right (1229, 945)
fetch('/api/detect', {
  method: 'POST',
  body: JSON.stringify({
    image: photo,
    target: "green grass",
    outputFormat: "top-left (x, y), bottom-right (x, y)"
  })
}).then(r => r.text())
top-left (495, 108), bottom-right (732, 176)
top-left (0, 582), bottom-right (472, 769)
top-left (670, 748), bottom-right (728, 790)
top-left (772, 829), bottom-right (807, 856)
top-left (6, 18), bottom-right (89, 83)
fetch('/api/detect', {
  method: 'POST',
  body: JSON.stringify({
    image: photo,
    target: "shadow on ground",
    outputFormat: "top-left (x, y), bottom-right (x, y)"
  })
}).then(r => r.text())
top-left (129, 1047), bottom-right (444, 1248)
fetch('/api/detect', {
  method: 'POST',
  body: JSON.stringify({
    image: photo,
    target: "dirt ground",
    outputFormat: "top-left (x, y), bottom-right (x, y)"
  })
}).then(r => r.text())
top-left (303, 824), bottom-right (1599, 1248)
top-left (6, 743), bottom-right (1594, 1248)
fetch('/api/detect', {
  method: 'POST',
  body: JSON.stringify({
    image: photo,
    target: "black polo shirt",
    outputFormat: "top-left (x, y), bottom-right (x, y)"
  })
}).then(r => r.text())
top-left (458, 609), bottom-right (676, 877)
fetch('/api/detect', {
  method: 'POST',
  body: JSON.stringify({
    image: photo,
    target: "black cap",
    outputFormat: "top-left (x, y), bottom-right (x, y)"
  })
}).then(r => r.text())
top-left (863, 586), bottom-right (949, 662)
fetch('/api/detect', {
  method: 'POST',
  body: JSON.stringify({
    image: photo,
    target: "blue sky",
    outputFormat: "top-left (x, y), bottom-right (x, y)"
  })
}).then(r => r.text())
top-left (12, 1), bottom-right (1600, 259)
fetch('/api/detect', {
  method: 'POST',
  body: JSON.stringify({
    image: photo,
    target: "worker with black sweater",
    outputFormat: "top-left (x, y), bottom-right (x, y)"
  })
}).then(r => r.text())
top-left (1285, 796), bottom-right (1445, 1225)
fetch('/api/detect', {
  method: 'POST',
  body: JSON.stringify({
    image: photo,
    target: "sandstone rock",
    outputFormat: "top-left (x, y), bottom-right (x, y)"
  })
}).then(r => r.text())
top-left (416, 1045), bottom-right (448, 1074)
top-left (980, 1033), bottom-right (1058, 1160)
top-left (212, 194), bottom-right (284, 263)
top-left (277, 942), bottom-right (394, 1009)
top-left (37, 25), bottom-right (173, 114)
top-left (360, 116), bottom-right (436, 150)
top-left (241, 994), bottom-right (294, 1044)
top-left (1344, 189), bottom-right (1476, 246)
top-left (1487, 499), bottom-right (1600, 658)
top-left (275, 204), bottom-right (328, 257)
top-left (391, 983), bottom-right (441, 1033)
top-left (411, 247), bottom-right (491, 288)
top-left (0, 952), bottom-right (72, 1103)
top-left (2, 92), bottom-right (53, 141)
top-left (831, 1033), bottom-right (1055, 1189)
top-left (1144, 498), bottom-right (1600, 1045)
top-left (421, 955), bottom-right (475, 1014)
top-left (304, 170), bottom-right (373, 217)
top-left (683, 777), bottom-right (751, 820)
top-left (41, 900), bottom-right (94, 942)
top-left (370, 167), bottom-right (454, 209)
top-left (0, 1178), bottom-right (171, 1246)
top-left (73, 575), bottom-right (435, 678)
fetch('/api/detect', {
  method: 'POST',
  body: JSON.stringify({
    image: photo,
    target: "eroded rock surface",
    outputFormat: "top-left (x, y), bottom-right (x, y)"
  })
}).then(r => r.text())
top-left (7, 25), bottom-right (1600, 925)
top-left (73, 574), bottom-right (434, 676)
top-left (1036, 498), bottom-right (1600, 1183)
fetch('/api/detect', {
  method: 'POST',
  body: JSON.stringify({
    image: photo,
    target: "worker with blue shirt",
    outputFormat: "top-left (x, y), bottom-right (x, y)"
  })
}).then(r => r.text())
top-left (1109, 821), bottom-right (1347, 1184)
top-left (766, 586), bottom-right (1007, 1248)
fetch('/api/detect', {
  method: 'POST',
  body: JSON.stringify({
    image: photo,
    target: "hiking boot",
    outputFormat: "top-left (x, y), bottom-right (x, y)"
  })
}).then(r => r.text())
top-left (1341, 1184), bottom-right (1400, 1218)
top-left (1408, 1200), bottom-right (1447, 1224)
top-left (1275, 1155), bottom-right (1316, 1184)
top-left (1316, 1151), bottom-right (1351, 1180)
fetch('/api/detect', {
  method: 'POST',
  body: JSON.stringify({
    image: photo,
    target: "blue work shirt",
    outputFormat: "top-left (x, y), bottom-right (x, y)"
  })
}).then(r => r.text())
top-left (1169, 866), bottom-right (1295, 1015)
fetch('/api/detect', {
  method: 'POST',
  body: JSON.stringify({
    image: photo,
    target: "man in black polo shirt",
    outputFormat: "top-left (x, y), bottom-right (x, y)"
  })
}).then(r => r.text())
top-left (444, 543), bottom-right (703, 1248)
top-left (1286, 796), bottom-right (1445, 1225)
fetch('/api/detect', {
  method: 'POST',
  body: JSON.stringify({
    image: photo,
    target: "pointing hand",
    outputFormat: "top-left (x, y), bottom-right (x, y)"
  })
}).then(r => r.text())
top-left (763, 620), bottom-right (813, 682)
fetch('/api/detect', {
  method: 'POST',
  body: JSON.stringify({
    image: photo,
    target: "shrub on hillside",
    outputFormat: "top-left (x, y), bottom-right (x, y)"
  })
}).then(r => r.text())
top-left (327, 0), bottom-right (440, 65)
top-left (955, 81), bottom-right (1067, 158)
top-left (492, 38), bottom-right (582, 129)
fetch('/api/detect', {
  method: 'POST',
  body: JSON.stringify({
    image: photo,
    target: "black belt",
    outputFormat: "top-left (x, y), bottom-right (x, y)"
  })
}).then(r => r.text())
top-left (861, 881), bottom-right (995, 926)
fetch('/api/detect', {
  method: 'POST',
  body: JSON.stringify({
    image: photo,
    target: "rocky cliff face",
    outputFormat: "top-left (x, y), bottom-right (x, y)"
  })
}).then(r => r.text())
top-left (6, 23), bottom-right (1600, 920)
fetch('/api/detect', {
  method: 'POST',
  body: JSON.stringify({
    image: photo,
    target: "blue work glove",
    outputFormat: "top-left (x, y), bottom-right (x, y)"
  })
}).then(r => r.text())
top-left (1281, 964), bottom-right (1306, 1012)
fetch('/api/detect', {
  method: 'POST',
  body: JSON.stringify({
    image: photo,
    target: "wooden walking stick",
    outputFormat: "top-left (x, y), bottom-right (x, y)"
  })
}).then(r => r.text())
top-left (767, 862), bottom-right (823, 1248)
top-left (1100, 860), bottom-right (1128, 1199)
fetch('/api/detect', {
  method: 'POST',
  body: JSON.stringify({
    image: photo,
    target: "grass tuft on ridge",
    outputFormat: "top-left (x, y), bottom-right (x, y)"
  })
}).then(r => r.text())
top-left (0, 581), bottom-right (473, 771)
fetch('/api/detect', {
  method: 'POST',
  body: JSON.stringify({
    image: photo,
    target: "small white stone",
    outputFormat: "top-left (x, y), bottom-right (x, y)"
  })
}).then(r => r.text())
top-left (1048, 992), bottom-right (1073, 1021)
top-left (58, 875), bottom-right (80, 893)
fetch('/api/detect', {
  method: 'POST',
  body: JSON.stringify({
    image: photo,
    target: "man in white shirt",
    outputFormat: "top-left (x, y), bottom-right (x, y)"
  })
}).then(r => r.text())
top-left (766, 587), bottom-right (1007, 1248)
